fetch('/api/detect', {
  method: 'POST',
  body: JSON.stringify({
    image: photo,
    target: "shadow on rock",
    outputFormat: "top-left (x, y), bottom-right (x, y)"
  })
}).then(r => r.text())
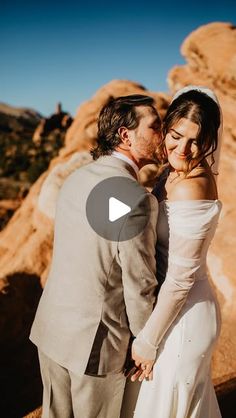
top-left (0, 272), bottom-right (43, 418)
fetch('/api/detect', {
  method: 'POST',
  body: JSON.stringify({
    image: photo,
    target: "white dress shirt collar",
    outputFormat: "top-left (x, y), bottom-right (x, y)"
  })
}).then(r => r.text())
top-left (111, 151), bottom-right (139, 177)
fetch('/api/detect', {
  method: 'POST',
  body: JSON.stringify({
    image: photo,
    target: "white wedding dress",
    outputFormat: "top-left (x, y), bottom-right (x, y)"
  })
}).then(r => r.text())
top-left (121, 199), bottom-right (222, 418)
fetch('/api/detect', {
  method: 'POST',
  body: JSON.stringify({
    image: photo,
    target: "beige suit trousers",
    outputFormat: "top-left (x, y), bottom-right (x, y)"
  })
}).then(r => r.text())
top-left (38, 350), bottom-right (126, 418)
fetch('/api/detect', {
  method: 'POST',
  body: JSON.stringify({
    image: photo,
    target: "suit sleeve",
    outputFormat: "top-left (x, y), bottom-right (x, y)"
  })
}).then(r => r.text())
top-left (117, 193), bottom-right (158, 337)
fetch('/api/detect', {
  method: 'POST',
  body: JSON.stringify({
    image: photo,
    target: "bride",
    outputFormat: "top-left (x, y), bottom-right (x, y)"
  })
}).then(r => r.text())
top-left (121, 86), bottom-right (223, 418)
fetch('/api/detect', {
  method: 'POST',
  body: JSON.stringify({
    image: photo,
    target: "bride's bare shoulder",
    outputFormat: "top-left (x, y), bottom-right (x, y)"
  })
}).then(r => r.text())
top-left (168, 171), bottom-right (217, 201)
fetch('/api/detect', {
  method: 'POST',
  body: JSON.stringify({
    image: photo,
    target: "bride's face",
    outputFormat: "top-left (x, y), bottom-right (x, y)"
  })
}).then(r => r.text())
top-left (165, 117), bottom-right (200, 172)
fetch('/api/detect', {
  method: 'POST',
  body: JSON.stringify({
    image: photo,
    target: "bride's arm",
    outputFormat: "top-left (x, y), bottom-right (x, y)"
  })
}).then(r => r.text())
top-left (132, 199), bottom-right (221, 362)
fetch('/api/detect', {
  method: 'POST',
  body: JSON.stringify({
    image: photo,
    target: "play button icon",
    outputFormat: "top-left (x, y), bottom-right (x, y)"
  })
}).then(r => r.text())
top-left (86, 176), bottom-right (151, 241)
top-left (109, 197), bottom-right (131, 222)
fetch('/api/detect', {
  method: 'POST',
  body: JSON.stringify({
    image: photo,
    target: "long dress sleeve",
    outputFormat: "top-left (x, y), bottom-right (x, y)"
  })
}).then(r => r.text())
top-left (132, 200), bottom-right (222, 360)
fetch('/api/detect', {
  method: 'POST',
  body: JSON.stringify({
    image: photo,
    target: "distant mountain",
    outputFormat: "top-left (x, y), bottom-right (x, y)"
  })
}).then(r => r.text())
top-left (0, 102), bottom-right (42, 118)
top-left (0, 102), bottom-right (42, 136)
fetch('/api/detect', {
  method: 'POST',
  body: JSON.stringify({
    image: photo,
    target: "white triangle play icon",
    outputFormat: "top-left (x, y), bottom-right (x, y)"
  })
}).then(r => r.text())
top-left (109, 197), bottom-right (131, 222)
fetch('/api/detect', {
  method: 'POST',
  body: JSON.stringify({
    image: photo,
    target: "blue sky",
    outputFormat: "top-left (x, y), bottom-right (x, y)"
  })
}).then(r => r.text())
top-left (1, 0), bottom-right (236, 116)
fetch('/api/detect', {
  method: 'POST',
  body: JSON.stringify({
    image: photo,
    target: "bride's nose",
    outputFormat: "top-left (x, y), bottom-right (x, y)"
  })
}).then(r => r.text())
top-left (178, 139), bottom-right (190, 154)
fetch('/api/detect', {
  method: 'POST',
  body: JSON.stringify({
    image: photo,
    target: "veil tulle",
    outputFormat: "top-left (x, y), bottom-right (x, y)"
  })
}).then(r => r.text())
top-left (171, 85), bottom-right (223, 178)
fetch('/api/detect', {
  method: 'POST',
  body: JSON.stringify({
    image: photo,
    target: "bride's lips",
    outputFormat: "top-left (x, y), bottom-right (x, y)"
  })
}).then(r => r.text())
top-left (173, 151), bottom-right (191, 160)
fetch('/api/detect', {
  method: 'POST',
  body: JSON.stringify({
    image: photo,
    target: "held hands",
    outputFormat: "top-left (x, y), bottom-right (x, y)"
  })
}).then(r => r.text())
top-left (131, 347), bottom-right (154, 382)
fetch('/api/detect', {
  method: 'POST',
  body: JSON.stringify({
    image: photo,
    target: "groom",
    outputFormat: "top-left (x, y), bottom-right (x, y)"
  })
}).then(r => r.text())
top-left (30, 94), bottom-right (162, 418)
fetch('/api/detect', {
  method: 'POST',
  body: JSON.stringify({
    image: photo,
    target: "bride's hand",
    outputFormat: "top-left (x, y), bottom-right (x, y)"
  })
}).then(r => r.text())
top-left (130, 363), bottom-right (154, 382)
top-left (131, 348), bottom-right (154, 382)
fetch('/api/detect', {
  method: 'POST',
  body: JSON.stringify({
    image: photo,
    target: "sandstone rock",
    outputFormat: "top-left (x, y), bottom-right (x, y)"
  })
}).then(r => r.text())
top-left (168, 22), bottom-right (236, 96)
top-left (0, 198), bottom-right (22, 230)
top-left (24, 407), bottom-right (42, 418)
top-left (32, 102), bottom-right (73, 144)
top-left (38, 151), bottom-right (92, 220)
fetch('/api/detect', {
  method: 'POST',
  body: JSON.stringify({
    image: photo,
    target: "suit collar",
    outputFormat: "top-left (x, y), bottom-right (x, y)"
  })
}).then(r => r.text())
top-left (95, 155), bottom-right (138, 180)
top-left (111, 151), bottom-right (139, 177)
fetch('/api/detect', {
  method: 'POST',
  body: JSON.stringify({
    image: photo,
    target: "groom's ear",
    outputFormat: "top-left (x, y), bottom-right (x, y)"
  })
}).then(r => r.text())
top-left (118, 126), bottom-right (131, 147)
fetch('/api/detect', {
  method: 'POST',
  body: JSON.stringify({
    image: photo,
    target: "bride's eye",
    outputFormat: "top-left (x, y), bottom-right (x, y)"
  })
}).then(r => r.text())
top-left (172, 135), bottom-right (180, 140)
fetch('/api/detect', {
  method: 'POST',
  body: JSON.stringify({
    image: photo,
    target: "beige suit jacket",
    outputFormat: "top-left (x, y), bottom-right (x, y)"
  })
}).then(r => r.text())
top-left (30, 155), bottom-right (158, 375)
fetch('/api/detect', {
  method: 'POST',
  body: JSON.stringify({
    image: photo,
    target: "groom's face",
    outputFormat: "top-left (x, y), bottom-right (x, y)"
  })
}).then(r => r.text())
top-left (128, 106), bottom-right (162, 163)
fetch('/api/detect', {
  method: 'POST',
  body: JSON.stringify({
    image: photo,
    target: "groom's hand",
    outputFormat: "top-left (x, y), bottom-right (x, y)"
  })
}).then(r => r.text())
top-left (131, 348), bottom-right (154, 382)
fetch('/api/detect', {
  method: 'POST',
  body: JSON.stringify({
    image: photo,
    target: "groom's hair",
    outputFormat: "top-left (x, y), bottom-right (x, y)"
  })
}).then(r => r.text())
top-left (91, 94), bottom-right (156, 160)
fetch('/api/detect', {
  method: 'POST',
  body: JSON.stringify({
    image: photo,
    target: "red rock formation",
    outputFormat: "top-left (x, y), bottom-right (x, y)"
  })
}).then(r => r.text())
top-left (0, 199), bottom-right (22, 229)
top-left (32, 102), bottom-right (73, 145)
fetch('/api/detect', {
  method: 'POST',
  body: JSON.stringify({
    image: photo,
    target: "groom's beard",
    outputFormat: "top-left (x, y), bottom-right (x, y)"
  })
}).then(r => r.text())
top-left (153, 142), bottom-right (167, 166)
top-left (138, 151), bottom-right (163, 166)
top-left (151, 152), bottom-right (162, 165)
top-left (147, 149), bottom-right (165, 165)
top-left (132, 132), bottom-right (162, 165)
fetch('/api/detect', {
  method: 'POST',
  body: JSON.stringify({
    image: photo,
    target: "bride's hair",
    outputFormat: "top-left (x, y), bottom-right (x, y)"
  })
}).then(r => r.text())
top-left (162, 90), bottom-right (221, 174)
